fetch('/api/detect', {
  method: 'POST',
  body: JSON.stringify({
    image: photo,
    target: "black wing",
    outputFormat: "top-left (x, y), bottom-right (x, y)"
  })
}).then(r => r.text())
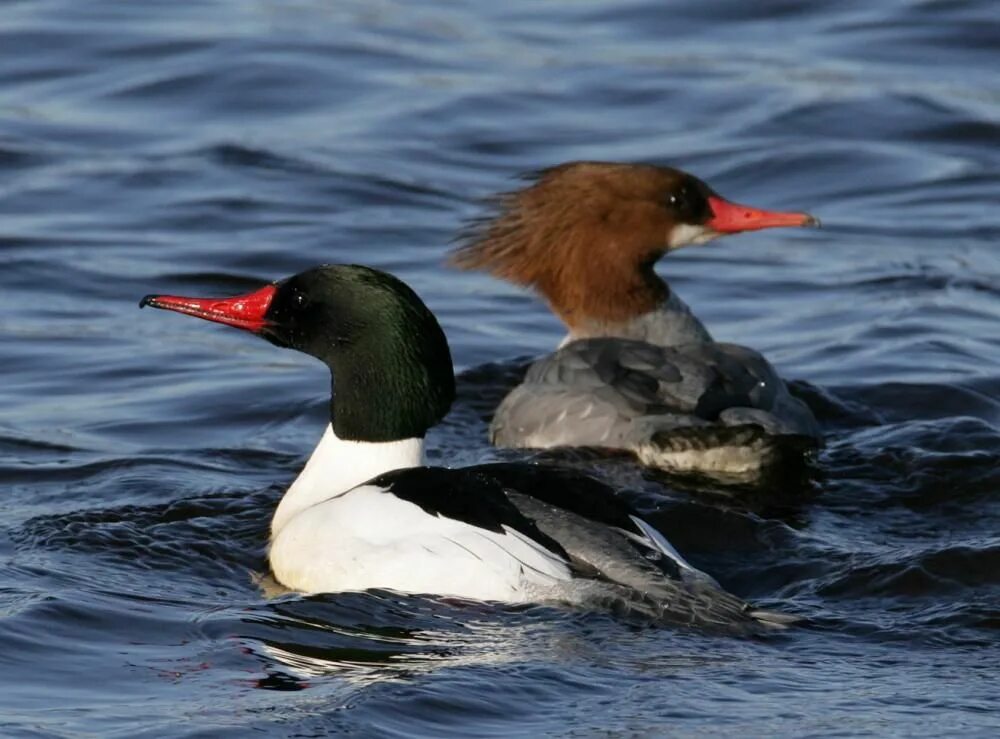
top-left (370, 466), bottom-right (571, 561)
top-left (373, 462), bottom-right (790, 629)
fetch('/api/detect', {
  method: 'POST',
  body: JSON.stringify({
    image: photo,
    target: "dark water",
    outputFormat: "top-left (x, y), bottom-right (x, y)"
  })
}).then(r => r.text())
top-left (2, 0), bottom-right (998, 735)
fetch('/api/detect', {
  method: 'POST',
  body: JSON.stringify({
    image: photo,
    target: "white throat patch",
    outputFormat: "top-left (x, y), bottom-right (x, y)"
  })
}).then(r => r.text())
top-left (667, 223), bottom-right (720, 249)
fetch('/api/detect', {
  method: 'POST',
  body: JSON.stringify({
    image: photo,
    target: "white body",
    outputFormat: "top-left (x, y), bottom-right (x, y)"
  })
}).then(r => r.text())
top-left (261, 429), bottom-right (773, 628)
top-left (268, 424), bottom-right (573, 599)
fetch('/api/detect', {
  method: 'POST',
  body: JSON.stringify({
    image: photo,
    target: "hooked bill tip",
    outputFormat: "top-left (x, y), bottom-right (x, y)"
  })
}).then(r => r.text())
top-left (139, 295), bottom-right (157, 309)
top-left (802, 214), bottom-right (821, 228)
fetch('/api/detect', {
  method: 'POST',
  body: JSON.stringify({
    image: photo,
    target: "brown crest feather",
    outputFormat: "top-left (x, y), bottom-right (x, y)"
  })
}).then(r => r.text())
top-left (450, 162), bottom-right (691, 329)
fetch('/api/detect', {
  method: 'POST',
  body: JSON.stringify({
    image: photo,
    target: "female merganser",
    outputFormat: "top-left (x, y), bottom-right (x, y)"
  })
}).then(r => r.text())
top-left (140, 264), bottom-right (790, 629)
top-left (451, 162), bottom-right (821, 480)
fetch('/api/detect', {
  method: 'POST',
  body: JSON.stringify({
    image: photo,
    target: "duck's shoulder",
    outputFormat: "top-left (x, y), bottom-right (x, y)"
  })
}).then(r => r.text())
top-left (367, 464), bottom-right (572, 557)
top-left (460, 462), bottom-right (637, 529)
top-left (371, 461), bottom-right (633, 530)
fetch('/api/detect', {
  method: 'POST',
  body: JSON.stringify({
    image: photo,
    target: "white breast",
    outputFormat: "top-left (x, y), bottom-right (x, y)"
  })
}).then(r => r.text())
top-left (269, 483), bottom-right (573, 601)
top-left (271, 424), bottom-right (424, 537)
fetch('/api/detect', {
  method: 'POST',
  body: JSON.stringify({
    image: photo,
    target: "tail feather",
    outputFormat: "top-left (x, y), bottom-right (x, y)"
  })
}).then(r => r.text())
top-left (578, 582), bottom-right (800, 633)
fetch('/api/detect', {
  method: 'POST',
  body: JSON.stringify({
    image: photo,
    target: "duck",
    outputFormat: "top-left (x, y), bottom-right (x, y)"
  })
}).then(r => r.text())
top-left (140, 264), bottom-right (792, 629)
top-left (450, 161), bottom-right (822, 480)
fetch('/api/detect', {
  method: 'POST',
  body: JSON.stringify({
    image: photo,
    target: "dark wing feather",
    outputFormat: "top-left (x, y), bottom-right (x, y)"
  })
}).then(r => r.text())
top-left (370, 466), bottom-right (571, 561)
top-left (466, 462), bottom-right (767, 628)
top-left (466, 462), bottom-right (698, 579)
top-left (374, 463), bottom-right (786, 629)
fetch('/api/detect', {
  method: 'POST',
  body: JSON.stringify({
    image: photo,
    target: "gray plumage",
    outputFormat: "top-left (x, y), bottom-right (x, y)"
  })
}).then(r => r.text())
top-left (507, 491), bottom-right (793, 629)
top-left (491, 337), bottom-right (820, 479)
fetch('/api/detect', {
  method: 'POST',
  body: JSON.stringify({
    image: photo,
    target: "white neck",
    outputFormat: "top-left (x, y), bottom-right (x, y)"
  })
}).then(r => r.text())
top-left (271, 424), bottom-right (424, 538)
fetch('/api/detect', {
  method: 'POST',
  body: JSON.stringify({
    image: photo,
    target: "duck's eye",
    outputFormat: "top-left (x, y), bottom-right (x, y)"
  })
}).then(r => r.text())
top-left (666, 182), bottom-right (710, 222)
top-left (667, 187), bottom-right (689, 211)
top-left (293, 291), bottom-right (309, 309)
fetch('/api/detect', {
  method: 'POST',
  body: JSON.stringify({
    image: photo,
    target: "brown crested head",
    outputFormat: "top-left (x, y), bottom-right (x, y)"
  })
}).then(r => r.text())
top-left (450, 161), bottom-right (817, 329)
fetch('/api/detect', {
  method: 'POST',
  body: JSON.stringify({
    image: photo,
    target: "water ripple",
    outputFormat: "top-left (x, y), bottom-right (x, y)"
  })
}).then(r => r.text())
top-left (1, 0), bottom-right (998, 735)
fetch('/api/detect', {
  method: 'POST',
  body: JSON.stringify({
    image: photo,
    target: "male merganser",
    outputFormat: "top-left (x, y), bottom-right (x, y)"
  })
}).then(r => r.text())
top-left (140, 264), bottom-right (790, 629)
top-left (451, 162), bottom-right (822, 480)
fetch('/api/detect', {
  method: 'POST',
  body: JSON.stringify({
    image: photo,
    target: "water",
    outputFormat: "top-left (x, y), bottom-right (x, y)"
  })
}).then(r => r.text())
top-left (2, 0), bottom-right (998, 735)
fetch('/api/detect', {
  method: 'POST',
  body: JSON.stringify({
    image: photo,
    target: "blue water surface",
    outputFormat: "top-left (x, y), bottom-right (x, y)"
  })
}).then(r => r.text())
top-left (1, 1), bottom-right (998, 736)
